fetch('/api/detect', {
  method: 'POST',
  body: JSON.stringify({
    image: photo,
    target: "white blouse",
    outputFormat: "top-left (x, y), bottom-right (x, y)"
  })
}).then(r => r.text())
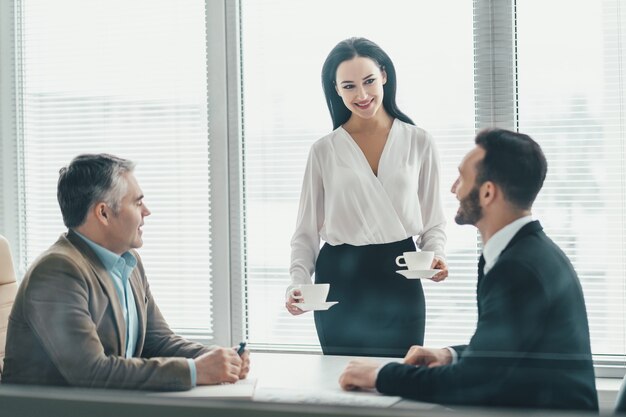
top-left (289, 118), bottom-right (447, 287)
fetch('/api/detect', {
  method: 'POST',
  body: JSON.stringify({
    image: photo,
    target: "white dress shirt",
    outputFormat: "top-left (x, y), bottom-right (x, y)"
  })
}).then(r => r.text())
top-left (482, 215), bottom-right (534, 275)
top-left (446, 214), bottom-right (534, 364)
top-left (289, 119), bottom-right (447, 288)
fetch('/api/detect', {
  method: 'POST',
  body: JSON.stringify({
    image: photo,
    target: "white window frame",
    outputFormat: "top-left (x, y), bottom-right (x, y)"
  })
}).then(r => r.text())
top-left (205, 0), bottom-right (246, 346)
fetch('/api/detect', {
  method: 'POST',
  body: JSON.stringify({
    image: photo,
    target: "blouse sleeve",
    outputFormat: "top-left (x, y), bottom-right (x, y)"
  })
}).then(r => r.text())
top-left (288, 147), bottom-right (325, 295)
top-left (417, 132), bottom-right (447, 260)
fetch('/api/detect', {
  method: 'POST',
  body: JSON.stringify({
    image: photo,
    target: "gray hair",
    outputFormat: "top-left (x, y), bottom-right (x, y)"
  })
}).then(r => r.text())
top-left (57, 154), bottom-right (136, 228)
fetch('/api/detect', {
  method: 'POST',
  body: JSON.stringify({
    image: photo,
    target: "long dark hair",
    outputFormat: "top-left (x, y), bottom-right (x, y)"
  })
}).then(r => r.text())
top-left (321, 37), bottom-right (415, 130)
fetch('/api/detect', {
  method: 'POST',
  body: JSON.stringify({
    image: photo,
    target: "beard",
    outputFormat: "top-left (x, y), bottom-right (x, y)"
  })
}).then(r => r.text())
top-left (454, 186), bottom-right (483, 225)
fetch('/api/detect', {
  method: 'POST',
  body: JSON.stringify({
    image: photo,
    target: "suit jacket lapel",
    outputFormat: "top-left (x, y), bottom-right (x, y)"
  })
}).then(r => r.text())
top-left (66, 230), bottom-right (127, 355)
top-left (500, 220), bottom-right (543, 255)
top-left (478, 221), bottom-right (542, 296)
top-left (129, 269), bottom-right (146, 356)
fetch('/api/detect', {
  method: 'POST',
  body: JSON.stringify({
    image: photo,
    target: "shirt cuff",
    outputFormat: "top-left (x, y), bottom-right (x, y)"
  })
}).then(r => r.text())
top-left (373, 364), bottom-right (386, 392)
top-left (188, 358), bottom-right (197, 387)
top-left (445, 347), bottom-right (458, 364)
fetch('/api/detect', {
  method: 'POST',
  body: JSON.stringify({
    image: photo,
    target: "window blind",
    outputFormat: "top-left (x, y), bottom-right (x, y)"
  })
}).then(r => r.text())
top-left (240, 0), bottom-right (478, 350)
top-left (517, 0), bottom-right (626, 359)
top-left (16, 0), bottom-right (215, 342)
top-left (0, 0), bottom-right (18, 252)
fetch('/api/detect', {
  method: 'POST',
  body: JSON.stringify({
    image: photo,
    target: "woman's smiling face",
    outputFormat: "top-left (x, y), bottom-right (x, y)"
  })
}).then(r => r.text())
top-left (335, 56), bottom-right (387, 121)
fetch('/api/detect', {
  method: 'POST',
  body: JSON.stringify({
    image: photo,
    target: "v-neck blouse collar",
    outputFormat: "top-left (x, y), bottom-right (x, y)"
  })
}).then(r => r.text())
top-left (338, 118), bottom-right (398, 179)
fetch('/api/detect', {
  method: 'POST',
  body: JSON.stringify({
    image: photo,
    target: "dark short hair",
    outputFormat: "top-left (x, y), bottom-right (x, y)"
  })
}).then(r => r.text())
top-left (474, 129), bottom-right (547, 210)
top-left (57, 154), bottom-right (135, 228)
top-left (321, 37), bottom-right (414, 130)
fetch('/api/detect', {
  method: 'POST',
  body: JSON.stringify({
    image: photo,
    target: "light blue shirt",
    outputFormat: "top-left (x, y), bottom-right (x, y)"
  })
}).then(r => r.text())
top-left (74, 231), bottom-right (196, 386)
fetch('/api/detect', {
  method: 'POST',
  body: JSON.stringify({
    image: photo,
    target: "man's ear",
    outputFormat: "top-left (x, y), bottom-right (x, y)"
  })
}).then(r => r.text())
top-left (94, 202), bottom-right (110, 225)
top-left (480, 181), bottom-right (496, 206)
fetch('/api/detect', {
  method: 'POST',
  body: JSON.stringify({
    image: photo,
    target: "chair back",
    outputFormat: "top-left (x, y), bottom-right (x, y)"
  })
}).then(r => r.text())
top-left (0, 235), bottom-right (17, 376)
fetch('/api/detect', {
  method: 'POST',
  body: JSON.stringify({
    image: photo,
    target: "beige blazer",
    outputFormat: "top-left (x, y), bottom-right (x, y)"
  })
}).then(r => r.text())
top-left (3, 230), bottom-right (212, 390)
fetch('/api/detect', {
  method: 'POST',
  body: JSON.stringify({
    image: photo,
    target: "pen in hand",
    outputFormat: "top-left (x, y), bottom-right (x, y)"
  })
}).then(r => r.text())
top-left (236, 341), bottom-right (247, 356)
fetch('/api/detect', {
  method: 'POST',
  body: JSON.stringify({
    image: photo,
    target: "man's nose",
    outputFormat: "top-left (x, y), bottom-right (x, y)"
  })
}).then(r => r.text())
top-left (451, 177), bottom-right (459, 194)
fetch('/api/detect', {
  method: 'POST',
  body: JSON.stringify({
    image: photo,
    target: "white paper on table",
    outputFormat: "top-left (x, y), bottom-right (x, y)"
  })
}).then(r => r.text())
top-left (253, 387), bottom-right (402, 408)
top-left (150, 378), bottom-right (257, 398)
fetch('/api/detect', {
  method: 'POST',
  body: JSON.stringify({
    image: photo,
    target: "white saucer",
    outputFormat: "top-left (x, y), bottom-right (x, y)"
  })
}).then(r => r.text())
top-left (396, 269), bottom-right (441, 279)
top-left (293, 301), bottom-right (339, 311)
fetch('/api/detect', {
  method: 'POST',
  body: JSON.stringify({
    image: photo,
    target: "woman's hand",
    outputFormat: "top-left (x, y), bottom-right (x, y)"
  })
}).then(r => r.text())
top-left (285, 289), bottom-right (306, 315)
top-left (430, 257), bottom-right (448, 282)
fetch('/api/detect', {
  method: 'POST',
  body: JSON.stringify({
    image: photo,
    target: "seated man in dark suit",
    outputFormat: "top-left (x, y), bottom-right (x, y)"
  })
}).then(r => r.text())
top-left (339, 129), bottom-right (598, 410)
top-left (4, 154), bottom-right (249, 390)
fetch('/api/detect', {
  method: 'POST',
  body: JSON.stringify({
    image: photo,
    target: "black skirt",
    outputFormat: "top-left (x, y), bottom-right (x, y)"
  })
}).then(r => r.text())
top-left (313, 237), bottom-right (425, 357)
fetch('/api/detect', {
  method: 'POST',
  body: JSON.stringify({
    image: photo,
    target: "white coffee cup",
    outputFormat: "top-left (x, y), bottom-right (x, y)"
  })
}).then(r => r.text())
top-left (395, 251), bottom-right (435, 270)
top-left (292, 283), bottom-right (330, 304)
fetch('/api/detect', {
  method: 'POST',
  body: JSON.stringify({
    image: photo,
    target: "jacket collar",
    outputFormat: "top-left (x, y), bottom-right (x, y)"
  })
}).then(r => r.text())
top-left (500, 220), bottom-right (543, 255)
top-left (65, 229), bottom-right (127, 354)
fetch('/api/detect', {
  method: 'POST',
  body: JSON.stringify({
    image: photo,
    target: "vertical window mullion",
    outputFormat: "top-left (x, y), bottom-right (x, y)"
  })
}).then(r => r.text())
top-left (206, 0), bottom-right (244, 347)
top-left (473, 0), bottom-right (517, 131)
top-left (225, 0), bottom-right (246, 346)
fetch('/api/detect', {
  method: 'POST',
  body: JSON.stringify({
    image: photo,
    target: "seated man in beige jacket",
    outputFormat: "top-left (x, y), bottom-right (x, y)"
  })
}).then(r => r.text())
top-left (3, 154), bottom-right (249, 390)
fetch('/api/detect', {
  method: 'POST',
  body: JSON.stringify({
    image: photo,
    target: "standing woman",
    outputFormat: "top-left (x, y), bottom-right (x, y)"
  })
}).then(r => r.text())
top-left (285, 37), bottom-right (448, 357)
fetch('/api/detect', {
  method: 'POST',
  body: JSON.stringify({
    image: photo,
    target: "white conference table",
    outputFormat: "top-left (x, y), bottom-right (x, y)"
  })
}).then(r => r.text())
top-left (250, 351), bottom-right (385, 388)
top-left (0, 352), bottom-right (606, 417)
top-left (167, 351), bottom-right (444, 411)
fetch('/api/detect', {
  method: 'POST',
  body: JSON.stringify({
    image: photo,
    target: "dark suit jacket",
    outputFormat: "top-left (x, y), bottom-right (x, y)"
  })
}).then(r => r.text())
top-left (3, 231), bottom-right (212, 390)
top-left (377, 221), bottom-right (598, 410)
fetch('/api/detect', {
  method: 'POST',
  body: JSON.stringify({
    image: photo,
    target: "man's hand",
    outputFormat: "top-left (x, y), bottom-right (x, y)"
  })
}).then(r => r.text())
top-left (403, 346), bottom-right (452, 368)
top-left (237, 348), bottom-right (251, 379)
top-left (338, 360), bottom-right (379, 391)
top-left (194, 347), bottom-right (243, 385)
